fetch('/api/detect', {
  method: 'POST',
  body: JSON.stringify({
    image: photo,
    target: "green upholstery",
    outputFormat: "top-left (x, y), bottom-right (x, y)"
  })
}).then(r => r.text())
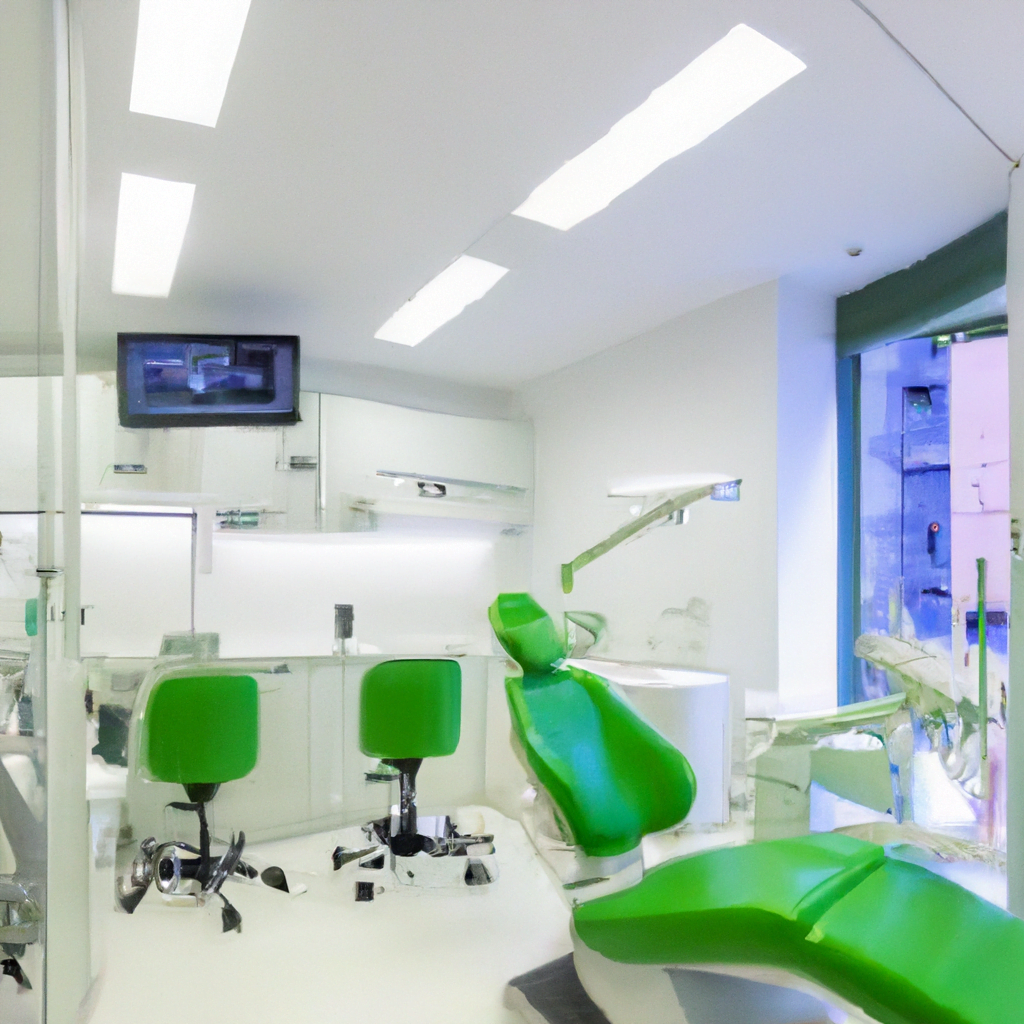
top-left (574, 834), bottom-right (885, 966)
top-left (490, 594), bottom-right (695, 857)
top-left (491, 593), bottom-right (1024, 1024)
top-left (488, 592), bottom-right (567, 672)
top-left (576, 836), bottom-right (1024, 1024)
top-left (810, 859), bottom-right (1024, 1024)
top-left (359, 659), bottom-right (461, 759)
top-left (141, 674), bottom-right (259, 785)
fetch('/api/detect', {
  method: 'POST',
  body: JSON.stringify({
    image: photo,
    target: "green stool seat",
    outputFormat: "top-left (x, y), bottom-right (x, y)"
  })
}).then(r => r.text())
top-left (140, 673), bottom-right (259, 785)
top-left (360, 659), bottom-right (461, 759)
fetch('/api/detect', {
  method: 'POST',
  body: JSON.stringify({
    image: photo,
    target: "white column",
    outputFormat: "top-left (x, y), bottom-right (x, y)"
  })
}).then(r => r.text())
top-left (45, 0), bottom-right (91, 1019)
top-left (1007, 169), bottom-right (1024, 917)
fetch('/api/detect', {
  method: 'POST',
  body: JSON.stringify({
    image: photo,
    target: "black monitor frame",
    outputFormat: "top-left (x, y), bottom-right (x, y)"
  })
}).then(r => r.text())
top-left (117, 333), bottom-right (300, 428)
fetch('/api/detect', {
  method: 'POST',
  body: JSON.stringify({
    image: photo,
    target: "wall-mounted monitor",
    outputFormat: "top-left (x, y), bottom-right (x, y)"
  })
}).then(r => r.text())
top-left (117, 333), bottom-right (299, 427)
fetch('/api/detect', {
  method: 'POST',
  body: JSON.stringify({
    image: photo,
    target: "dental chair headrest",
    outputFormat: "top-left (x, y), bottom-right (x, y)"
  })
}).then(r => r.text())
top-left (488, 593), bottom-right (567, 674)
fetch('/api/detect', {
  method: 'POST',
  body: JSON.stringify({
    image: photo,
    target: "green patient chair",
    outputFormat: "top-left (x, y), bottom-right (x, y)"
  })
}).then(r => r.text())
top-left (359, 658), bottom-right (461, 856)
top-left (489, 593), bottom-right (1024, 1024)
top-left (117, 672), bottom-right (261, 932)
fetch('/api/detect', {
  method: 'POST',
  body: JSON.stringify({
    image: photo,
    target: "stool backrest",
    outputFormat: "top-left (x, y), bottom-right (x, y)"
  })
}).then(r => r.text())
top-left (359, 659), bottom-right (461, 759)
top-left (139, 673), bottom-right (259, 786)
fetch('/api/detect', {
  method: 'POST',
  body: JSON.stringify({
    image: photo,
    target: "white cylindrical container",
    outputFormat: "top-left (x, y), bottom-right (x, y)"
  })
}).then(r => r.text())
top-left (569, 659), bottom-right (731, 825)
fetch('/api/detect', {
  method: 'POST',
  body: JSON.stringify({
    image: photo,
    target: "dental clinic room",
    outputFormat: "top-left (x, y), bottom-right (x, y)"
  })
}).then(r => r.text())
top-left (5, 2), bottom-right (1024, 1023)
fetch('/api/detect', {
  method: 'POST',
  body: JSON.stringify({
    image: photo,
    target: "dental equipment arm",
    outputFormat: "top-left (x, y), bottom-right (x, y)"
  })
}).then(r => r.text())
top-left (560, 480), bottom-right (740, 594)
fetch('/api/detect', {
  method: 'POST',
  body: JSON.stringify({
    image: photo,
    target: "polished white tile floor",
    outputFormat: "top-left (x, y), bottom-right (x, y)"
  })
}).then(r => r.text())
top-left (81, 798), bottom-right (1010, 1024)
top-left (87, 807), bottom-right (572, 1024)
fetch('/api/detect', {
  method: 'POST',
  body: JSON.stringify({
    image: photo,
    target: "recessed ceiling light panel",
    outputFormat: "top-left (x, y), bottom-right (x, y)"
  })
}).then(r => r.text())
top-left (111, 172), bottom-right (196, 298)
top-left (513, 24), bottom-right (806, 230)
top-left (129, 0), bottom-right (251, 127)
top-left (375, 255), bottom-right (510, 347)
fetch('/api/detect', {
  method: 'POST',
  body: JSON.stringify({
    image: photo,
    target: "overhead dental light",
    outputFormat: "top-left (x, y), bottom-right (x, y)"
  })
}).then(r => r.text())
top-left (129, 0), bottom-right (252, 127)
top-left (375, 255), bottom-right (509, 346)
top-left (111, 173), bottom-right (196, 297)
top-left (513, 23), bottom-right (805, 230)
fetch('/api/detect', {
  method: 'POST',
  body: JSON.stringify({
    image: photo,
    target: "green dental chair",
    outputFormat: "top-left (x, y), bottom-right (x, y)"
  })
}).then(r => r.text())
top-left (345, 659), bottom-right (496, 885)
top-left (117, 672), bottom-right (262, 932)
top-left (489, 593), bottom-right (1024, 1024)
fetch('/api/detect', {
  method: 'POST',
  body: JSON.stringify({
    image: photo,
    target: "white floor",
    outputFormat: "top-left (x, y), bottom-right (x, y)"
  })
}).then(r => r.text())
top-left (79, 797), bottom-right (1010, 1024)
top-left (86, 807), bottom-right (572, 1024)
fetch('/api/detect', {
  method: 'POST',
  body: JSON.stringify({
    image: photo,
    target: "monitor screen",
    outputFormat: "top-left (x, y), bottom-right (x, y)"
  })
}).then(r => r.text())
top-left (117, 333), bottom-right (299, 427)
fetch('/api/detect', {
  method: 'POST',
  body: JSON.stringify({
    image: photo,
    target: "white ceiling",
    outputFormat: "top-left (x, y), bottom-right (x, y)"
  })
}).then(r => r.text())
top-left (76, 0), bottom-right (1024, 390)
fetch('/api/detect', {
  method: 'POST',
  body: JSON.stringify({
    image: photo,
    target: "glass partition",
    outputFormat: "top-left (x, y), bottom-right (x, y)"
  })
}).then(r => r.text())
top-left (1, 2), bottom-right (90, 1020)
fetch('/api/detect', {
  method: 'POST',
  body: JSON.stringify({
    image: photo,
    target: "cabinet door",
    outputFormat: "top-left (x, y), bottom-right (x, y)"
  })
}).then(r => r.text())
top-left (0, 377), bottom-right (60, 512)
top-left (80, 512), bottom-right (192, 657)
top-left (320, 393), bottom-right (532, 526)
top-left (275, 390), bottom-right (320, 530)
top-left (79, 373), bottom-right (207, 497)
top-left (78, 374), bottom-right (319, 527)
top-left (199, 425), bottom-right (280, 507)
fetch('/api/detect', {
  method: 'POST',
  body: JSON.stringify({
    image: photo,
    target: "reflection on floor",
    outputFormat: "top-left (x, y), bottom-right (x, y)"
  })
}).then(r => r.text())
top-left (87, 807), bottom-right (572, 1024)
top-left (0, 943), bottom-right (40, 1024)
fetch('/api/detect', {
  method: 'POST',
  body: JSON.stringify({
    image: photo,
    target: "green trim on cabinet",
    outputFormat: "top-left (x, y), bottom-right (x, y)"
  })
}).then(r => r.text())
top-left (836, 211), bottom-right (1007, 358)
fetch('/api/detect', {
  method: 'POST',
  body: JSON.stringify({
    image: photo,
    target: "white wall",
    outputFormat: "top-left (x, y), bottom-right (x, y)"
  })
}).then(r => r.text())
top-left (518, 279), bottom-right (838, 716)
top-left (303, 355), bottom-right (517, 420)
top-left (518, 282), bottom-right (781, 702)
top-left (68, 385), bottom-right (534, 658)
top-left (776, 279), bottom-right (838, 712)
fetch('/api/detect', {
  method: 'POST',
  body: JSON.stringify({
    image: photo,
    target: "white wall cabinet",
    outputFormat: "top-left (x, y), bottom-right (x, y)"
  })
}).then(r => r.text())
top-left (78, 378), bottom-right (534, 528)
top-left (320, 393), bottom-right (533, 527)
top-left (78, 375), bottom-right (320, 529)
top-left (0, 377), bottom-right (61, 512)
top-left (79, 512), bottom-right (192, 657)
top-left (6, 374), bottom-right (533, 530)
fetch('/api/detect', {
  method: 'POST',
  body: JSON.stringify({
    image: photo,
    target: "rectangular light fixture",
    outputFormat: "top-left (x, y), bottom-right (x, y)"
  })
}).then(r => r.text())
top-left (129, 0), bottom-right (251, 127)
top-left (513, 24), bottom-right (805, 230)
top-left (375, 255), bottom-right (509, 346)
top-left (111, 172), bottom-right (196, 297)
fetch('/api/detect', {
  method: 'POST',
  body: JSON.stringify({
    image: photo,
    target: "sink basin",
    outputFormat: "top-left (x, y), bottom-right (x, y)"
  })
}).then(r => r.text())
top-left (567, 659), bottom-right (731, 826)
